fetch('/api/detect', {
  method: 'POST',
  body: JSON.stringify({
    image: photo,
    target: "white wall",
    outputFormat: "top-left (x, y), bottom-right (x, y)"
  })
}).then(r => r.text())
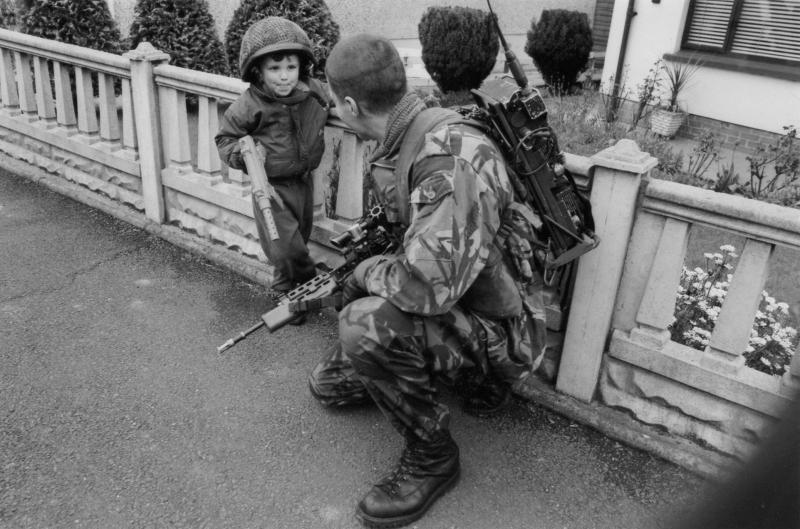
top-left (602, 0), bottom-right (800, 134)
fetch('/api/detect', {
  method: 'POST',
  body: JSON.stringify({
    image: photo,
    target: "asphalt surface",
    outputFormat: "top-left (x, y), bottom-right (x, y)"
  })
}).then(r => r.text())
top-left (1, 169), bottom-right (708, 529)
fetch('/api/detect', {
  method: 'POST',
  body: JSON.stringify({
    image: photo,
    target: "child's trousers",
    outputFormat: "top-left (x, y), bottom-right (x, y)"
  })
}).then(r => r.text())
top-left (253, 176), bottom-right (316, 292)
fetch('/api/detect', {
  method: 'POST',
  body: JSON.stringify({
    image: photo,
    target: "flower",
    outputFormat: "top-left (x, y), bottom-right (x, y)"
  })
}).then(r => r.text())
top-left (670, 244), bottom-right (798, 377)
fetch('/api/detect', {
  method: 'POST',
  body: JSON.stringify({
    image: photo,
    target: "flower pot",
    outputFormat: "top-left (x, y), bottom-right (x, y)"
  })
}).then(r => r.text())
top-left (650, 108), bottom-right (686, 138)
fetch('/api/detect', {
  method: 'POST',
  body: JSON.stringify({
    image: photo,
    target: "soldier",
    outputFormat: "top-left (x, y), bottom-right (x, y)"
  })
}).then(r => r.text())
top-left (308, 34), bottom-right (547, 527)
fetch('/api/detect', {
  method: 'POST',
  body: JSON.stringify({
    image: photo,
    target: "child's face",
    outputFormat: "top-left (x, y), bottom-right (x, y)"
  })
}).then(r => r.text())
top-left (258, 54), bottom-right (300, 97)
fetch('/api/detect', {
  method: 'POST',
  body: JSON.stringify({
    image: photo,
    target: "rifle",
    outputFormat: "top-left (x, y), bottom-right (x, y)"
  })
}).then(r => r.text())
top-left (240, 135), bottom-right (282, 241)
top-left (217, 205), bottom-right (398, 354)
top-left (465, 1), bottom-right (599, 274)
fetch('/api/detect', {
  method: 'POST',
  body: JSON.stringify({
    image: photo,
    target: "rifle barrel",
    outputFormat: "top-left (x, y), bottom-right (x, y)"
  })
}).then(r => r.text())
top-left (217, 321), bottom-right (266, 354)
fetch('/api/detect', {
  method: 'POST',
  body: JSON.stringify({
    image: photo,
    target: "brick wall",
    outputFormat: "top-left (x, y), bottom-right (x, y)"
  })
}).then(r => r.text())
top-left (679, 114), bottom-right (782, 154)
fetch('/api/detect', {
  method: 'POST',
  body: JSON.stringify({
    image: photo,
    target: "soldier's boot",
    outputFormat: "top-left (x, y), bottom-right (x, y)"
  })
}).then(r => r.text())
top-left (355, 431), bottom-right (460, 528)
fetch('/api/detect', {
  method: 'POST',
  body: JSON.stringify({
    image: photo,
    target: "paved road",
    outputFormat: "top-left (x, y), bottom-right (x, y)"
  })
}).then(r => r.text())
top-left (1, 169), bottom-right (707, 529)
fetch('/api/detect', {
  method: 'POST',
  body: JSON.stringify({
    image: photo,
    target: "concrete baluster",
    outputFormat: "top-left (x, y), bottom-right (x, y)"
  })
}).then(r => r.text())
top-left (630, 217), bottom-right (690, 348)
top-left (781, 343), bottom-right (800, 397)
top-left (97, 72), bottom-right (120, 145)
top-left (334, 128), bottom-right (367, 223)
top-left (0, 48), bottom-right (19, 113)
top-left (701, 238), bottom-right (773, 374)
top-left (196, 95), bottom-right (222, 183)
top-left (159, 86), bottom-right (191, 171)
top-left (14, 51), bottom-right (37, 119)
top-left (120, 78), bottom-right (137, 153)
top-left (124, 42), bottom-right (170, 223)
top-left (556, 139), bottom-right (657, 402)
top-left (75, 66), bottom-right (99, 140)
top-left (53, 62), bottom-right (76, 131)
top-left (32, 56), bottom-right (55, 125)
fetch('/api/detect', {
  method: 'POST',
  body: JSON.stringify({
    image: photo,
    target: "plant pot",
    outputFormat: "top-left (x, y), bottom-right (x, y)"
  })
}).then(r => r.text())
top-left (650, 108), bottom-right (686, 138)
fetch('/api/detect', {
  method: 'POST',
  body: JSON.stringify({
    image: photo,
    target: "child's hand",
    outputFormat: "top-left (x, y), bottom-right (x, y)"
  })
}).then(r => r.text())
top-left (255, 141), bottom-right (267, 163)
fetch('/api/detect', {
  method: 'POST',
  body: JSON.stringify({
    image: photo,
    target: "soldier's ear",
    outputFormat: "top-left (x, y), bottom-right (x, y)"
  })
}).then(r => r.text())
top-left (342, 96), bottom-right (360, 118)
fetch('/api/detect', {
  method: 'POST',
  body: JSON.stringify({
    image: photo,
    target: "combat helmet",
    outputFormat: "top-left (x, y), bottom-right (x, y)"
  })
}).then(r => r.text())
top-left (239, 16), bottom-right (315, 83)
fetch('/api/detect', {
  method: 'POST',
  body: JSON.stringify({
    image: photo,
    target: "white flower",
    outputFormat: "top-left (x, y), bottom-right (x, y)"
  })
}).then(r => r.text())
top-left (760, 357), bottom-right (772, 366)
top-left (719, 244), bottom-right (736, 253)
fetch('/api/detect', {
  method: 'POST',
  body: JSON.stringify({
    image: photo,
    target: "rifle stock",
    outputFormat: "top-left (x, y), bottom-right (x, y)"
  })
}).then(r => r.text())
top-left (239, 135), bottom-right (283, 241)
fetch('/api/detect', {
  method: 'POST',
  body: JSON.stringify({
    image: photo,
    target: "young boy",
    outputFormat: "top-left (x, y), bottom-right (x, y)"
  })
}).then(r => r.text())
top-left (215, 17), bottom-right (329, 301)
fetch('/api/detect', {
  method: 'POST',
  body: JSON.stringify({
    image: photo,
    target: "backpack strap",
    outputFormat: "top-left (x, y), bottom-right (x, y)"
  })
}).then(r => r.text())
top-left (393, 107), bottom-right (477, 226)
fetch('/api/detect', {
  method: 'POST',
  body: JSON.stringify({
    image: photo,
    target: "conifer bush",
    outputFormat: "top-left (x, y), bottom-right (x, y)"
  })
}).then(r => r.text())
top-left (20, 0), bottom-right (122, 54)
top-left (224, 0), bottom-right (340, 78)
top-left (129, 0), bottom-right (229, 75)
top-left (418, 6), bottom-right (499, 94)
top-left (0, 0), bottom-right (19, 29)
top-left (525, 9), bottom-right (592, 94)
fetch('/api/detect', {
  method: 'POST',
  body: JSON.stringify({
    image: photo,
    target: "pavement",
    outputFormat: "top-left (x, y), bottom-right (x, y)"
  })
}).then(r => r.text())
top-left (1, 165), bottom-right (711, 529)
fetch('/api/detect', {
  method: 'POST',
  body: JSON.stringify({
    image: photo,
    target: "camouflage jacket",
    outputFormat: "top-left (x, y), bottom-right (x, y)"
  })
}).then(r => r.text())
top-left (358, 110), bottom-right (517, 316)
top-left (356, 105), bottom-right (545, 381)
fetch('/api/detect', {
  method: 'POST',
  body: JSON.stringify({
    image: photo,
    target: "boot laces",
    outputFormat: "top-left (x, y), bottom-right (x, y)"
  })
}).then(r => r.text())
top-left (375, 444), bottom-right (425, 496)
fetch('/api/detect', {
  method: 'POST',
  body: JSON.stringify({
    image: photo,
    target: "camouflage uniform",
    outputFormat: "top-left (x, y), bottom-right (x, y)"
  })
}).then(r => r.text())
top-left (309, 96), bottom-right (547, 443)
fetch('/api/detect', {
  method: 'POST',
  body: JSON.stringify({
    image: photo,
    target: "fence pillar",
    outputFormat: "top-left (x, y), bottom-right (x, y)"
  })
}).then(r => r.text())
top-left (124, 42), bottom-right (170, 223)
top-left (555, 139), bottom-right (657, 402)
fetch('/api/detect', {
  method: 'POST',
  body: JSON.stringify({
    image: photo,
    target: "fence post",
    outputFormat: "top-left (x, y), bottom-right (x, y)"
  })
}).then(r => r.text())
top-left (555, 139), bottom-right (657, 402)
top-left (124, 42), bottom-right (170, 223)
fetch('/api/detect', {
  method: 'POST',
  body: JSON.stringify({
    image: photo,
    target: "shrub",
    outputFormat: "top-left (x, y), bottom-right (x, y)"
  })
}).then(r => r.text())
top-left (418, 6), bottom-right (499, 93)
top-left (20, 0), bottom-right (122, 54)
top-left (744, 125), bottom-right (799, 201)
top-left (129, 0), bottom-right (229, 75)
top-left (224, 0), bottom-right (340, 78)
top-left (670, 245), bottom-right (797, 376)
top-left (525, 9), bottom-right (592, 94)
top-left (0, 0), bottom-right (19, 29)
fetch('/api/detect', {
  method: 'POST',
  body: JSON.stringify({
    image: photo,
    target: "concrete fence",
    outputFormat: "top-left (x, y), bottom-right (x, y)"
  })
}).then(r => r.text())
top-left (1, 29), bottom-right (797, 474)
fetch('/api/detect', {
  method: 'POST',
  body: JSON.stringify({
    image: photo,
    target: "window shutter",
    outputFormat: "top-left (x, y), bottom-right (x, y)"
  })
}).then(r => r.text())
top-left (730, 0), bottom-right (800, 62)
top-left (684, 0), bottom-right (736, 50)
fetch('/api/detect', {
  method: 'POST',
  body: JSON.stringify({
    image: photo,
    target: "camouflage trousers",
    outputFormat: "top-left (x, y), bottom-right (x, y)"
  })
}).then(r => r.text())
top-left (308, 294), bottom-right (546, 442)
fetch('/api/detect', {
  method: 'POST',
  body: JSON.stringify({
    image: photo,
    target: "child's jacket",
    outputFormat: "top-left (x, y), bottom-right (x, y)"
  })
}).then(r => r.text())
top-left (215, 78), bottom-right (329, 180)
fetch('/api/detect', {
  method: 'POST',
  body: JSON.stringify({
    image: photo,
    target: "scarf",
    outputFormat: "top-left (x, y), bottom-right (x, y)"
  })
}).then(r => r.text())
top-left (369, 92), bottom-right (428, 163)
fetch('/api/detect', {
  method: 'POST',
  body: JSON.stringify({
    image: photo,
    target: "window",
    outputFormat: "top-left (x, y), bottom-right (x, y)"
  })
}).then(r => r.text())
top-left (682, 0), bottom-right (800, 64)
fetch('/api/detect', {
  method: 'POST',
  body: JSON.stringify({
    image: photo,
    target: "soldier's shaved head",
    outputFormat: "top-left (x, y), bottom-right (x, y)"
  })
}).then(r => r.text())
top-left (325, 34), bottom-right (407, 113)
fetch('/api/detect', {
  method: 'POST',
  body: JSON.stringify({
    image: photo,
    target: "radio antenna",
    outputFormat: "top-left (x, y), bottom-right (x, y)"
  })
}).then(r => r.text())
top-left (486, 0), bottom-right (529, 90)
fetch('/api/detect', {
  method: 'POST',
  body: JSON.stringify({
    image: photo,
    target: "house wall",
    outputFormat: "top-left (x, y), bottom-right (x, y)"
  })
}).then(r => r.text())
top-left (601, 0), bottom-right (800, 136)
top-left (109, 0), bottom-right (595, 41)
